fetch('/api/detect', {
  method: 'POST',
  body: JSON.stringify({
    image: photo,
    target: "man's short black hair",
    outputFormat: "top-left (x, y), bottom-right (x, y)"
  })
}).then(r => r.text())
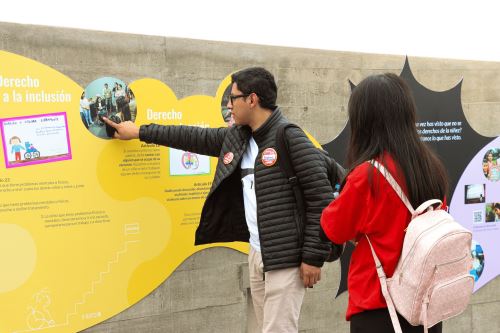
top-left (231, 67), bottom-right (277, 110)
top-left (494, 203), bottom-right (500, 210)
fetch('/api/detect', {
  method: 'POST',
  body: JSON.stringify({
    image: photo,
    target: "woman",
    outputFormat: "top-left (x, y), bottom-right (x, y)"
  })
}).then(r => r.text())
top-left (115, 83), bottom-right (126, 99)
top-left (320, 73), bottom-right (448, 333)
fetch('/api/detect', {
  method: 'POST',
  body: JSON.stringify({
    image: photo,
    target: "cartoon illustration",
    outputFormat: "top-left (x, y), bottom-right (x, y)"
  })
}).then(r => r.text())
top-left (9, 136), bottom-right (25, 162)
top-left (169, 148), bottom-right (210, 176)
top-left (1, 113), bottom-right (71, 168)
top-left (23, 141), bottom-right (40, 159)
top-left (182, 152), bottom-right (200, 170)
top-left (26, 288), bottom-right (56, 330)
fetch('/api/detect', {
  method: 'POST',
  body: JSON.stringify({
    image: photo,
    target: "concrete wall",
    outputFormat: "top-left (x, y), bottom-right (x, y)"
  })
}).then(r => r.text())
top-left (1, 21), bottom-right (499, 333)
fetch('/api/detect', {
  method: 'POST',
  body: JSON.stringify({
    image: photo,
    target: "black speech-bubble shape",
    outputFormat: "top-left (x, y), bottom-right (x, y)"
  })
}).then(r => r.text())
top-left (323, 57), bottom-right (497, 298)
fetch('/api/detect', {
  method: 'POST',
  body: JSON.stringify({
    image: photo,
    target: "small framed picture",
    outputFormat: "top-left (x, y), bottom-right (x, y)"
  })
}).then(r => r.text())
top-left (0, 112), bottom-right (72, 168)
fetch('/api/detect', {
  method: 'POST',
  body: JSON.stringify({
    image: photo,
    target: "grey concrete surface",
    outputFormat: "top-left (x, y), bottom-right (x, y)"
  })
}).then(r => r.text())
top-left (1, 21), bottom-right (498, 333)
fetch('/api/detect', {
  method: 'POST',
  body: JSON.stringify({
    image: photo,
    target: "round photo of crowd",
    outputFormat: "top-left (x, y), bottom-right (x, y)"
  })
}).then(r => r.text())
top-left (80, 77), bottom-right (137, 139)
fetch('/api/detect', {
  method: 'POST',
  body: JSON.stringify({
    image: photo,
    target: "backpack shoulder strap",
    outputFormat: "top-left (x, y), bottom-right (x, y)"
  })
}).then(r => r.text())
top-left (365, 235), bottom-right (403, 333)
top-left (275, 123), bottom-right (306, 242)
top-left (370, 160), bottom-right (416, 217)
top-left (275, 122), bottom-right (301, 186)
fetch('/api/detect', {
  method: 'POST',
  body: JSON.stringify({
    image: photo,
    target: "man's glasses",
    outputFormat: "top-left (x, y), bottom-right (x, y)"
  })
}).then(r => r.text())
top-left (229, 94), bottom-right (250, 104)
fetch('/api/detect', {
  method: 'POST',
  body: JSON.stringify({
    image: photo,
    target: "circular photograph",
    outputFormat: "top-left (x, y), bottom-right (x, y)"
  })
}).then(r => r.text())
top-left (220, 84), bottom-right (234, 127)
top-left (482, 148), bottom-right (500, 181)
top-left (80, 77), bottom-right (137, 139)
top-left (470, 240), bottom-right (485, 281)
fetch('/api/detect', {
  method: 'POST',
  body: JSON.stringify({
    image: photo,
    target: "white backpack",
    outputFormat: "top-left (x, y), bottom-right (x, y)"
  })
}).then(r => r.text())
top-left (367, 160), bottom-right (474, 333)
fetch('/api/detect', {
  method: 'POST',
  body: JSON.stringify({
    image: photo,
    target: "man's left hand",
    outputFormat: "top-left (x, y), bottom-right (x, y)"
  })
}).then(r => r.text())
top-left (300, 262), bottom-right (321, 288)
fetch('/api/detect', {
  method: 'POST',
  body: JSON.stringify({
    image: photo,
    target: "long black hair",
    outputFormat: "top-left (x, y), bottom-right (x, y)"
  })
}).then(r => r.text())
top-left (347, 73), bottom-right (448, 207)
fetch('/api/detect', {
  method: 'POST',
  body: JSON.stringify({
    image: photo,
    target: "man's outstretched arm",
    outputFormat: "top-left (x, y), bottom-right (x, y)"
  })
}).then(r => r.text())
top-left (103, 118), bottom-right (228, 157)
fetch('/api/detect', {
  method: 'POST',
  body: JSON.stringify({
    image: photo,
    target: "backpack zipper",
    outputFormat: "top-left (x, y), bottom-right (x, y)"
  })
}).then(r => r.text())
top-left (398, 216), bottom-right (449, 283)
top-left (426, 251), bottom-right (470, 291)
top-left (435, 252), bottom-right (470, 270)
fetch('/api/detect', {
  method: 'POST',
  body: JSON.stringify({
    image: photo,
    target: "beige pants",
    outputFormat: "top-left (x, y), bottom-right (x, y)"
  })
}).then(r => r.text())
top-left (248, 247), bottom-right (306, 333)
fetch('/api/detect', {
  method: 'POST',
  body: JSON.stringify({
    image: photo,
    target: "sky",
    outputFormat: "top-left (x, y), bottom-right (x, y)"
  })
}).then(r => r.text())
top-left (0, 0), bottom-right (499, 62)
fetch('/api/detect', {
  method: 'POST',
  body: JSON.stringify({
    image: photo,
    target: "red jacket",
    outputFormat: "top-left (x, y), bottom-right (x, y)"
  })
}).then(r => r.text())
top-left (320, 155), bottom-right (445, 320)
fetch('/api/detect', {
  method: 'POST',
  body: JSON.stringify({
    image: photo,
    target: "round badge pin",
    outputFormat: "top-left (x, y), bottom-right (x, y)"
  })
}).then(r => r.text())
top-left (223, 152), bottom-right (234, 165)
top-left (261, 148), bottom-right (278, 167)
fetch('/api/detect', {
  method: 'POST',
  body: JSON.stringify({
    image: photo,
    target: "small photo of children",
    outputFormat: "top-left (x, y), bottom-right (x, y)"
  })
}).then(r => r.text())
top-left (485, 202), bottom-right (500, 222)
top-left (464, 184), bottom-right (486, 204)
top-left (221, 84), bottom-right (234, 127)
top-left (482, 148), bottom-right (500, 181)
top-left (81, 77), bottom-right (137, 139)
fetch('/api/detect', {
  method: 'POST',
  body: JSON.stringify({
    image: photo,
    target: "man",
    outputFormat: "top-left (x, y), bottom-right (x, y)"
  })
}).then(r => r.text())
top-left (103, 83), bottom-right (113, 114)
top-left (103, 67), bottom-right (334, 333)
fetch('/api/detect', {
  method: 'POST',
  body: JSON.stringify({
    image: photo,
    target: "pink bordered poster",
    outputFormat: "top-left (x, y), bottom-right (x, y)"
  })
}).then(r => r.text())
top-left (0, 112), bottom-right (72, 168)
